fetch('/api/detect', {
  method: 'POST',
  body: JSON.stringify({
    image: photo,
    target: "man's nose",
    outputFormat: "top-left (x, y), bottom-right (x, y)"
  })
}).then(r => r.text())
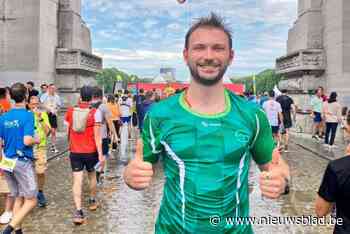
top-left (204, 47), bottom-right (215, 59)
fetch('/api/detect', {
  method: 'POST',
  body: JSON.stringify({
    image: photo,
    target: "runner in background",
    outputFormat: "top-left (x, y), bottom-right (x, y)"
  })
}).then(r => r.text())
top-left (64, 86), bottom-right (104, 225)
top-left (38, 84), bottom-right (48, 100)
top-left (163, 84), bottom-right (175, 98)
top-left (322, 92), bottom-right (342, 150)
top-left (263, 90), bottom-right (283, 145)
top-left (0, 88), bottom-right (11, 114)
top-left (310, 88), bottom-right (324, 140)
top-left (28, 96), bottom-right (51, 208)
top-left (276, 89), bottom-right (296, 152)
top-left (40, 84), bottom-right (62, 153)
top-left (131, 95), bottom-right (138, 132)
top-left (1, 83), bottom-right (38, 234)
top-left (341, 107), bottom-right (350, 146)
top-left (91, 87), bottom-right (115, 182)
top-left (106, 95), bottom-right (120, 152)
top-left (26, 81), bottom-right (39, 101)
top-left (119, 94), bottom-right (132, 160)
top-left (138, 91), bottom-right (155, 131)
top-left (259, 91), bottom-right (269, 107)
top-left (0, 88), bottom-right (14, 225)
top-left (136, 89), bottom-right (145, 131)
top-left (319, 86), bottom-right (328, 138)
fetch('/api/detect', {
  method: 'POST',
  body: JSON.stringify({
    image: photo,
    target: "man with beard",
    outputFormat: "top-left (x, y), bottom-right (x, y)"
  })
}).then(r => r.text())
top-left (124, 13), bottom-right (290, 233)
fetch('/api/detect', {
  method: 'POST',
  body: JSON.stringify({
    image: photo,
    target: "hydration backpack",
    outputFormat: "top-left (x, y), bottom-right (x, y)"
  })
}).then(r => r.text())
top-left (72, 107), bottom-right (91, 132)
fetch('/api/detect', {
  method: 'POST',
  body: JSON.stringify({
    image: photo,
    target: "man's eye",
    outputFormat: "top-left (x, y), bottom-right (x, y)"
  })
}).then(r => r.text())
top-left (193, 46), bottom-right (205, 50)
top-left (214, 47), bottom-right (225, 51)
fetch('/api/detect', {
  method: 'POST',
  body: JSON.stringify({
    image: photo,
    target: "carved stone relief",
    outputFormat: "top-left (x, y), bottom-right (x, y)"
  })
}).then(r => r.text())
top-left (57, 52), bottom-right (78, 66)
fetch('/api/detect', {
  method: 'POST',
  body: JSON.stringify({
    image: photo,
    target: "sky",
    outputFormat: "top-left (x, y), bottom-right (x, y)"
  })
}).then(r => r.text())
top-left (81, 0), bottom-right (297, 82)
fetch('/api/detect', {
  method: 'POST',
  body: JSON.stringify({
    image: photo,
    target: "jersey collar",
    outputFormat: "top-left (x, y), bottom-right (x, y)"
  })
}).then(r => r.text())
top-left (179, 89), bottom-right (231, 119)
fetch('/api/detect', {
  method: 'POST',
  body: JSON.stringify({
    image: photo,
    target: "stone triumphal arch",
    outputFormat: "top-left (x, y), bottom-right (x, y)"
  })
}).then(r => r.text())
top-left (0, 0), bottom-right (102, 105)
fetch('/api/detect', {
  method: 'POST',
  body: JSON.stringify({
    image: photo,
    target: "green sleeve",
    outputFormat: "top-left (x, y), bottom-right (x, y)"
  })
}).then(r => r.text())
top-left (250, 108), bottom-right (274, 165)
top-left (141, 112), bottom-right (162, 164)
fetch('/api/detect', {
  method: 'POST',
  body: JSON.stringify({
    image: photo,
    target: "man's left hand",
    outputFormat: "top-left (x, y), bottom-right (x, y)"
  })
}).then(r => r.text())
top-left (259, 148), bottom-right (289, 199)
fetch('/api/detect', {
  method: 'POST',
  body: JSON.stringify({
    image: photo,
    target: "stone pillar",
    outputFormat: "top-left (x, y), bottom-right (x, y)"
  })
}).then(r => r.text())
top-left (0, 0), bottom-right (58, 88)
top-left (323, 0), bottom-right (350, 106)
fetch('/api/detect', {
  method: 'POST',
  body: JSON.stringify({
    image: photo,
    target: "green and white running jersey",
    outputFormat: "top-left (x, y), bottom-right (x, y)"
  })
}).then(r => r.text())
top-left (142, 90), bottom-right (274, 234)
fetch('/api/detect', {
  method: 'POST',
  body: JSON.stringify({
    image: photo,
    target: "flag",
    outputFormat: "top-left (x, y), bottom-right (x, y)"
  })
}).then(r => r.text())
top-left (252, 74), bottom-right (256, 95)
top-left (116, 74), bottom-right (123, 82)
top-left (273, 85), bottom-right (282, 97)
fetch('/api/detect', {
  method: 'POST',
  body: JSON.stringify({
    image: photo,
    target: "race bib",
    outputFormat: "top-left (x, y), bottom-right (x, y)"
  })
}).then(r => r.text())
top-left (0, 156), bottom-right (17, 173)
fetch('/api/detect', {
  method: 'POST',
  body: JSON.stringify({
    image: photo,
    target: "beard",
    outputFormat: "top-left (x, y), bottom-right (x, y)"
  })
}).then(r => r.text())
top-left (188, 59), bottom-right (229, 86)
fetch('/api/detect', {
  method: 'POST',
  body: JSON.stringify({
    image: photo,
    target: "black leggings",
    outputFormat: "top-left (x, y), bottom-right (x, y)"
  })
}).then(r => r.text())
top-left (325, 122), bottom-right (338, 145)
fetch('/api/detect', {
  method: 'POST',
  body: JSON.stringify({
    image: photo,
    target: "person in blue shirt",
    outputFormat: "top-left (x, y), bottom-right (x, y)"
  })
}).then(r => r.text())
top-left (0, 83), bottom-right (39, 234)
top-left (138, 91), bottom-right (155, 130)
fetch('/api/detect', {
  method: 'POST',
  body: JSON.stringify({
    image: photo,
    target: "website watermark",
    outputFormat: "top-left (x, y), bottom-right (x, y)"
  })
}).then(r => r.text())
top-left (209, 215), bottom-right (343, 227)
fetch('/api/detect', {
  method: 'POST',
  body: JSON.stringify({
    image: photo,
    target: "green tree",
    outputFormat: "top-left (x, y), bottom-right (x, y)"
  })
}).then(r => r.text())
top-left (231, 69), bottom-right (283, 94)
top-left (96, 68), bottom-right (142, 93)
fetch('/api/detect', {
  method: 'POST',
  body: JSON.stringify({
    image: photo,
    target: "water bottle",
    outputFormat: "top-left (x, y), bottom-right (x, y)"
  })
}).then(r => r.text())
top-left (94, 161), bottom-right (103, 172)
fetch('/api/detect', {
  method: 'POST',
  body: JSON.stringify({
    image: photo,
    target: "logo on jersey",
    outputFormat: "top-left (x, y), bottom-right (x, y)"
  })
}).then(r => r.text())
top-left (234, 130), bottom-right (250, 143)
top-left (4, 120), bottom-right (20, 128)
top-left (201, 121), bottom-right (221, 128)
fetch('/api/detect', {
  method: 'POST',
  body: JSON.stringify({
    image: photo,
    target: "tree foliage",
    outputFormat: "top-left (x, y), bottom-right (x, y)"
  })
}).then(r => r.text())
top-left (231, 69), bottom-right (283, 94)
top-left (96, 68), bottom-right (150, 93)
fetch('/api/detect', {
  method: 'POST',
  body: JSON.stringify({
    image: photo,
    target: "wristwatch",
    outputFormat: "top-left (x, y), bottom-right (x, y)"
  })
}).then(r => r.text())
top-left (283, 178), bottom-right (290, 195)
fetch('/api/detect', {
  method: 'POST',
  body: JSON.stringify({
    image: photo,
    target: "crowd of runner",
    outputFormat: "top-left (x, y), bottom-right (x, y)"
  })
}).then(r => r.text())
top-left (244, 87), bottom-right (350, 153)
top-left (0, 80), bottom-right (183, 233)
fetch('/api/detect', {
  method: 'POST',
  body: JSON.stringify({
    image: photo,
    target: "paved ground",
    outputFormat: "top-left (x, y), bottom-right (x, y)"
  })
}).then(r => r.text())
top-left (290, 131), bottom-right (347, 161)
top-left (0, 132), bottom-right (343, 233)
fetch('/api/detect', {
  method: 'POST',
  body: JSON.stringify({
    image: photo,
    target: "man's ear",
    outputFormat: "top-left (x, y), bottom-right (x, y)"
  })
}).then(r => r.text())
top-left (229, 49), bottom-right (234, 65)
top-left (183, 48), bottom-right (189, 65)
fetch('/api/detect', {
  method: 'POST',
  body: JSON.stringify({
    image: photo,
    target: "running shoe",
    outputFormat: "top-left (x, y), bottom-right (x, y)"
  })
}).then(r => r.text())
top-left (37, 191), bottom-right (47, 207)
top-left (14, 229), bottom-right (23, 234)
top-left (96, 171), bottom-right (104, 185)
top-left (50, 145), bottom-right (59, 153)
top-left (88, 198), bottom-right (99, 211)
top-left (73, 210), bottom-right (85, 225)
top-left (312, 135), bottom-right (320, 141)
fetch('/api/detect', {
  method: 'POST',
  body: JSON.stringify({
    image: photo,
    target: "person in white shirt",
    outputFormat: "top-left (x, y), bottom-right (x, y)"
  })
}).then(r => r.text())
top-left (40, 84), bottom-right (62, 153)
top-left (322, 92), bottom-right (342, 150)
top-left (263, 90), bottom-right (283, 144)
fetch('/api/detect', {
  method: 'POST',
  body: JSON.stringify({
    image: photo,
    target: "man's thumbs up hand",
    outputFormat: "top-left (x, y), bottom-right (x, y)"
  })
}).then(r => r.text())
top-left (259, 147), bottom-right (289, 199)
top-left (135, 138), bottom-right (144, 161)
top-left (123, 139), bottom-right (154, 190)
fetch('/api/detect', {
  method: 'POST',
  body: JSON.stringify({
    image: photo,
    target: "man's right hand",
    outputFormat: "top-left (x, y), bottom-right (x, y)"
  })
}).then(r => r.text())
top-left (123, 139), bottom-right (153, 190)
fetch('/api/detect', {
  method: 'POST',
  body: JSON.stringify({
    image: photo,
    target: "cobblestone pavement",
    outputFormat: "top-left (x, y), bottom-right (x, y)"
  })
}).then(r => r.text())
top-left (0, 134), bottom-right (338, 234)
top-left (291, 131), bottom-right (347, 161)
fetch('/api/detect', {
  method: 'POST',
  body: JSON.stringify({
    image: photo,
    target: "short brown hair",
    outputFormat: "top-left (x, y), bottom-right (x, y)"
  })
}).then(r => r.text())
top-left (185, 12), bottom-right (232, 49)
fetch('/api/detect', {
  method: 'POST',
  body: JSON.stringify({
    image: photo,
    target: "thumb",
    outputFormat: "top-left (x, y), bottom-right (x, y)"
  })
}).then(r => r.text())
top-left (135, 138), bottom-right (144, 161)
top-left (271, 147), bottom-right (281, 165)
